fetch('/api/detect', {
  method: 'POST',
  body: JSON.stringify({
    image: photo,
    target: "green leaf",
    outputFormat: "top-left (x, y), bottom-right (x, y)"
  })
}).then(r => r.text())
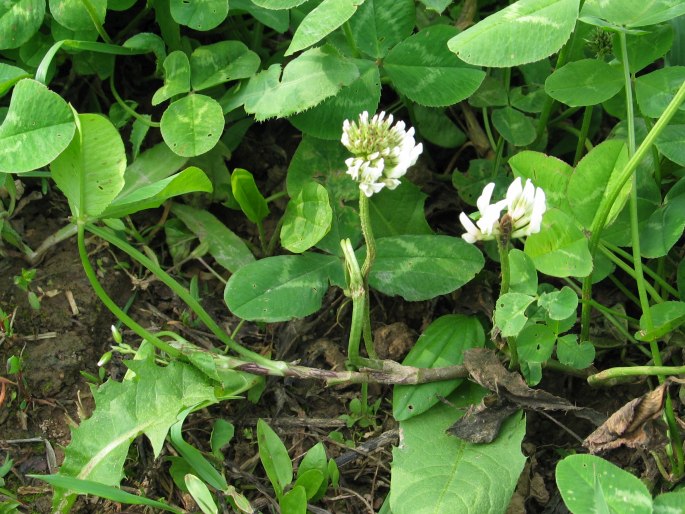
top-left (556, 333), bottom-right (595, 369)
top-left (49, 0), bottom-right (106, 31)
top-left (171, 203), bottom-right (255, 273)
top-left (419, 0), bottom-right (451, 14)
top-left (636, 66), bottom-right (685, 118)
top-left (491, 106), bottom-right (536, 146)
top-left (412, 105), bottom-right (466, 148)
top-left (368, 235), bottom-right (484, 301)
top-left (170, 0), bottom-right (228, 30)
top-left (0, 79), bottom-right (76, 173)
top-left (101, 166), bottom-right (213, 218)
top-left (294, 469), bottom-right (325, 501)
top-left (369, 181), bottom-right (433, 238)
top-left (639, 194), bottom-right (685, 258)
top-left (243, 46), bottom-right (359, 120)
top-left (289, 60), bottom-right (381, 140)
top-left (281, 182), bottom-right (333, 253)
top-left (509, 151), bottom-right (574, 214)
top-left (556, 454), bottom-right (652, 514)
top-left (494, 292), bottom-right (536, 337)
top-left (545, 59), bottom-right (623, 107)
top-left (509, 249), bottom-right (538, 296)
top-left (231, 0), bottom-right (290, 32)
top-left (51, 114), bottom-right (126, 220)
top-left (616, 23), bottom-right (674, 73)
top-left (384, 25), bottom-right (485, 107)
top-left (348, 0), bottom-right (415, 58)
top-left (0, 0), bottom-right (45, 50)
top-left (524, 209), bottom-right (593, 278)
top-left (210, 419), bottom-right (235, 458)
top-left (185, 475), bottom-right (218, 514)
top-left (517, 323), bottom-right (556, 363)
top-left (654, 492), bottom-right (685, 513)
top-left (298, 443), bottom-right (328, 501)
top-left (252, 0), bottom-right (308, 8)
top-left (286, 0), bottom-right (362, 56)
top-left (257, 419), bottom-right (293, 499)
top-left (567, 140), bottom-right (630, 229)
top-left (581, 0), bottom-right (685, 28)
top-left (280, 485), bottom-right (307, 514)
top-left (656, 125), bottom-right (685, 166)
top-left (636, 301), bottom-right (685, 342)
top-left (51, 358), bottom-right (217, 511)
top-left (190, 41), bottom-right (260, 91)
top-left (152, 51), bottom-right (191, 106)
top-left (161, 94), bottom-right (225, 157)
top-left (393, 315), bottom-right (484, 421)
top-left (287, 135), bottom-right (358, 200)
top-left (231, 168), bottom-right (269, 224)
top-left (537, 286), bottom-right (578, 320)
top-left (448, 0), bottom-right (580, 67)
top-left (0, 63), bottom-right (30, 98)
top-left (224, 253), bottom-right (341, 321)
top-left (391, 385), bottom-right (526, 514)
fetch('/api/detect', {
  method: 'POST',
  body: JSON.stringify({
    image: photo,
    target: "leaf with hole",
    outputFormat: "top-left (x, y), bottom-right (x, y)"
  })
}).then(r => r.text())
top-left (170, 0), bottom-right (228, 30)
top-left (494, 292), bottom-right (536, 337)
top-left (517, 324), bottom-right (556, 363)
top-left (556, 334), bottom-right (595, 369)
top-left (161, 94), bottom-right (225, 157)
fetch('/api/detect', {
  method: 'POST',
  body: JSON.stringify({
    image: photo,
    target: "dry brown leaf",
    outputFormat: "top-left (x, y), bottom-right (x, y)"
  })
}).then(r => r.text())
top-left (583, 381), bottom-right (669, 454)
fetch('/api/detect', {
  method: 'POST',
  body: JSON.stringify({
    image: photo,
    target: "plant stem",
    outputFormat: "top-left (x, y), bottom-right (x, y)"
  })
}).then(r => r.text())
top-left (109, 75), bottom-right (160, 128)
top-left (573, 105), bottom-right (593, 166)
top-left (588, 365), bottom-right (685, 387)
top-left (598, 244), bottom-right (664, 303)
top-left (497, 238), bottom-right (518, 368)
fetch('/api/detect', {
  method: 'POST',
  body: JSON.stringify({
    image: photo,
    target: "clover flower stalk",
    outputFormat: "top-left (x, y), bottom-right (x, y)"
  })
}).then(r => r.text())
top-left (341, 111), bottom-right (422, 367)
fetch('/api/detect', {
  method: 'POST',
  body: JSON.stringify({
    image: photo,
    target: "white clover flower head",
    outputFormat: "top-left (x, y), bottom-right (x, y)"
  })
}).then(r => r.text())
top-left (459, 178), bottom-right (546, 244)
top-left (342, 111), bottom-right (423, 197)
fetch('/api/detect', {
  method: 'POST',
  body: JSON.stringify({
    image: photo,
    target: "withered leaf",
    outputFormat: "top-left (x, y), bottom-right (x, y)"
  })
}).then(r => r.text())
top-left (447, 395), bottom-right (519, 443)
top-left (583, 381), bottom-right (669, 454)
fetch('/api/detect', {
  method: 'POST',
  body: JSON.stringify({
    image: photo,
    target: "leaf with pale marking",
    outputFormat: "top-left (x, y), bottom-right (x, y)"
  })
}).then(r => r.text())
top-left (170, 0), bottom-right (228, 30)
top-left (49, 0), bottom-right (106, 31)
top-left (348, 0), bottom-right (415, 58)
top-left (545, 59), bottom-right (624, 106)
top-left (190, 41), bottom-right (260, 91)
top-left (281, 182), bottom-right (333, 253)
top-left (286, 0), bottom-right (363, 56)
top-left (152, 51), bottom-right (191, 106)
top-left (161, 94), bottom-right (225, 157)
top-left (581, 0), bottom-right (685, 28)
top-left (0, 0), bottom-right (44, 49)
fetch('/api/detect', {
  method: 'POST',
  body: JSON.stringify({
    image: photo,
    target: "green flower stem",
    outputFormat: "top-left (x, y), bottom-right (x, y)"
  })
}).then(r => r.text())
top-left (598, 245), bottom-right (664, 303)
top-left (87, 223), bottom-right (288, 374)
top-left (588, 365), bottom-right (685, 387)
top-left (580, 79), bottom-right (685, 342)
top-left (602, 240), bottom-right (679, 298)
top-left (77, 223), bottom-right (181, 358)
top-left (497, 238), bottom-right (518, 368)
top-left (573, 105), bottom-right (593, 166)
top-left (109, 75), bottom-right (160, 128)
top-left (481, 107), bottom-right (497, 152)
top-left (608, 274), bottom-right (641, 309)
top-left (82, 0), bottom-right (112, 44)
top-left (359, 193), bottom-right (375, 279)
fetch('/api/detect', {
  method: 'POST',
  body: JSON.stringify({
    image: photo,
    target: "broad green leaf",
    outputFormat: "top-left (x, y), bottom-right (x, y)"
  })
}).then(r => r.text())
top-left (636, 66), bottom-right (685, 118)
top-left (152, 51), bottom-right (191, 106)
top-left (224, 253), bottom-right (341, 321)
top-left (185, 475), bottom-right (218, 514)
top-left (556, 334), bottom-right (595, 369)
top-left (115, 142), bottom-right (188, 194)
top-left (419, 0), bottom-right (451, 13)
top-left (123, 32), bottom-right (167, 73)
top-left (391, 384), bottom-right (526, 514)
top-left (316, 202), bottom-right (361, 256)
top-left (231, 168), bottom-right (269, 224)
top-left (494, 292), bottom-right (536, 337)
top-left (556, 455), bottom-right (652, 514)
top-left (0, 0), bottom-right (44, 49)
top-left (190, 41), bottom-right (260, 91)
top-left (257, 419), bottom-right (292, 499)
top-left (368, 235), bottom-right (484, 301)
top-left (170, 0), bottom-right (228, 30)
top-left (656, 125), bottom-right (685, 166)
top-left (49, 0), bottom-right (106, 31)
top-left (161, 94), bottom-right (225, 157)
top-left (581, 0), bottom-right (685, 28)
top-left (469, 75), bottom-right (509, 108)
top-left (384, 25), bottom-right (485, 107)
top-left (348, 0), bottom-right (415, 58)
top-left (252, 0), bottom-right (308, 8)
top-left (413, 105), bottom-right (466, 148)
top-left (243, 46), bottom-right (359, 120)
top-left (280, 485), bottom-right (307, 514)
top-left (636, 301), bottom-right (685, 342)
top-left (294, 469), bottom-right (325, 501)
top-left (0, 63), bottom-right (29, 98)
top-left (638, 194), bottom-right (685, 258)
top-left (448, 0), bottom-right (580, 67)
top-left (369, 181), bottom-right (433, 238)
top-left (545, 59), bottom-right (623, 107)
top-left (491, 106), bottom-right (536, 146)
top-left (453, 159), bottom-right (507, 207)
top-left (524, 209), bottom-right (593, 278)
top-left (286, 0), bottom-right (362, 56)
top-left (567, 140), bottom-right (630, 229)
top-left (51, 114), bottom-right (126, 219)
top-left (281, 182), bottom-right (333, 253)
top-left (289, 60), bottom-right (380, 140)
top-left (0, 79), bottom-right (75, 173)
top-left (616, 23), bottom-right (674, 73)
top-left (231, 0), bottom-right (290, 32)
top-left (298, 443), bottom-right (328, 501)
top-left (52, 358), bottom-right (217, 511)
top-left (537, 286), bottom-right (578, 320)
top-left (287, 135), bottom-right (358, 200)
top-left (101, 167), bottom-right (212, 218)
top-left (509, 151), bottom-right (574, 214)
top-left (210, 419), bottom-right (234, 458)
top-left (171, 203), bottom-right (255, 272)
top-left (509, 249), bottom-right (538, 296)
top-left (654, 492), bottom-right (685, 513)
top-left (510, 85), bottom-right (547, 113)
top-left (517, 324), bottom-right (556, 363)
top-left (394, 315), bottom-right (484, 421)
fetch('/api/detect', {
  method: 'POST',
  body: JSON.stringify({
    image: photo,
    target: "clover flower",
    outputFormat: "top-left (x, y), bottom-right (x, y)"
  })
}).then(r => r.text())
top-left (342, 111), bottom-right (423, 197)
top-left (459, 177), bottom-right (546, 244)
